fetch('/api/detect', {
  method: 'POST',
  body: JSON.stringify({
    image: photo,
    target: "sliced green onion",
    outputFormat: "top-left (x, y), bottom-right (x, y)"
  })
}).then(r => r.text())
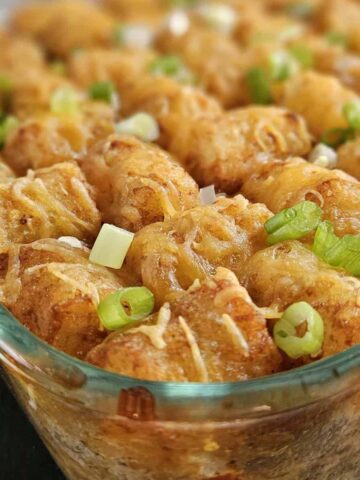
top-left (308, 143), bottom-right (337, 169)
top-left (0, 116), bottom-right (19, 149)
top-left (50, 87), bottom-right (80, 115)
top-left (289, 44), bottom-right (314, 69)
top-left (97, 287), bottom-right (155, 331)
top-left (113, 24), bottom-right (153, 49)
top-left (90, 223), bottom-right (134, 269)
top-left (268, 51), bottom-right (299, 82)
top-left (285, 2), bottom-right (313, 19)
top-left (50, 61), bottom-right (66, 76)
top-left (313, 221), bottom-right (360, 276)
top-left (0, 74), bottom-right (13, 93)
top-left (274, 302), bottom-right (324, 359)
top-left (245, 67), bottom-right (273, 105)
top-left (116, 112), bottom-right (160, 142)
top-left (343, 101), bottom-right (360, 130)
top-left (265, 201), bottom-right (322, 245)
top-left (321, 127), bottom-right (354, 148)
top-left (196, 4), bottom-right (236, 34)
top-left (113, 24), bottom-right (125, 46)
top-left (149, 55), bottom-right (196, 85)
top-left (89, 81), bottom-right (116, 103)
top-left (326, 31), bottom-right (348, 47)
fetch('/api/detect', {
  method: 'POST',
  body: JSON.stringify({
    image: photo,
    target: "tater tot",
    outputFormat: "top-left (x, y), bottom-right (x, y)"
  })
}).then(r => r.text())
top-left (11, 0), bottom-right (115, 58)
top-left (155, 25), bottom-right (245, 108)
top-left (5, 70), bottom-right (72, 119)
top-left (242, 157), bottom-right (360, 236)
top-left (170, 106), bottom-right (311, 194)
top-left (0, 33), bottom-right (45, 74)
top-left (315, 0), bottom-right (360, 53)
top-left (125, 195), bottom-right (271, 306)
top-left (337, 137), bottom-right (360, 179)
top-left (0, 239), bottom-right (123, 358)
top-left (87, 267), bottom-right (282, 382)
top-left (3, 102), bottom-right (116, 175)
top-left (81, 134), bottom-right (199, 232)
top-left (241, 241), bottom-right (360, 362)
top-left (0, 162), bottom-right (100, 245)
top-left (120, 75), bottom-right (222, 149)
top-left (68, 48), bottom-right (156, 91)
top-left (273, 71), bottom-right (358, 138)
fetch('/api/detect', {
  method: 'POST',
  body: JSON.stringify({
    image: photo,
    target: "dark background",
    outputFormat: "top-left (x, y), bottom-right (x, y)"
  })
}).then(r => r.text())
top-left (0, 373), bottom-right (65, 480)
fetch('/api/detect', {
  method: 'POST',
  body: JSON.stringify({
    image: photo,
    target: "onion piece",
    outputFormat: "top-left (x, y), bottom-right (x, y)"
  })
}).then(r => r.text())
top-left (308, 143), bottom-right (337, 169)
top-left (90, 224), bottom-right (134, 269)
top-left (116, 113), bottom-right (160, 142)
top-left (199, 185), bottom-right (216, 205)
top-left (196, 4), bottom-right (236, 34)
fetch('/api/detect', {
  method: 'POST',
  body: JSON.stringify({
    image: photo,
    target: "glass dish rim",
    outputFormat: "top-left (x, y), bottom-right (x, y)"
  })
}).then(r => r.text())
top-left (2, 304), bottom-right (360, 402)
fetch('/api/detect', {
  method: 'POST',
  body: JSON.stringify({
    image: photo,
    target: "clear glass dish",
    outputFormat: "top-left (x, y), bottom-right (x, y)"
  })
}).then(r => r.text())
top-left (1, 304), bottom-right (360, 480)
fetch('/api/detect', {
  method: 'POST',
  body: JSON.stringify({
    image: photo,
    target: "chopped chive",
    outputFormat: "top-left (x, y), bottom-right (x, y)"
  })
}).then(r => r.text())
top-left (97, 287), bottom-right (155, 331)
top-left (245, 67), bottom-right (273, 105)
top-left (264, 201), bottom-right (322, 245)
top-left (0, 115), bottom-right (19, 149)
top-left (50, 61), bottom-right (66, 76)
top-left (326, 31), bottom-right (348, 47)
top-left (50, 87), bottom-right (80, 115)
top-left (0, 74), bottom-right (13, 93)
top-left (313, 221), bottom-right (360, 276)
top-left (274, 302), bottom-right (324, 359)
top-left (289, 44), bottom-right (314, 69)
top-left (343, 101), bottom-right (360, 130)
top-left (89, 81), bottom-right (116, 104)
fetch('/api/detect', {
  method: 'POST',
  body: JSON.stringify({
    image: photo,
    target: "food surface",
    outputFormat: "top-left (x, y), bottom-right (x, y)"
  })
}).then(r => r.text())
top-left (1, 0), bottom-right (360, 385)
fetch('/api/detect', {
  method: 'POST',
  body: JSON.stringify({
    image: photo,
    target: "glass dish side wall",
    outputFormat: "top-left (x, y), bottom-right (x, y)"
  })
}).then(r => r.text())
top-left (2, 307), bottom-right (360, 480)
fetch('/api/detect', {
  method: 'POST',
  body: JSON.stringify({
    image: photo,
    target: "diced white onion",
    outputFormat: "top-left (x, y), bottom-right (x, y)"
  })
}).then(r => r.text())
top-left (121, 24), bottom-right (154, 49)
top-left (58, 236), bottom-right (85, 249)
top-left (90, 224), bottom-right (134, 269)
top-left (309, 143), bottom-right (338, 169)
top-left (167, 9), bottom-right (190, 36)
top-left (116, 113), bottom-right (160, 142)
top-left (200, 185), bottom-right (216, 205)
top-left (197, 4), bottom-right (236, 34)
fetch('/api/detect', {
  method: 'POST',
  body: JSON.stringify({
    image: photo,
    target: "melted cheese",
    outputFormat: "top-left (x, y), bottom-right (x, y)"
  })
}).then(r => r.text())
top-left (128, 303), bottom-right (171, 349)
top-left (179, 316), bottom-right (209, 382)
top-left (221, 313), bottom-right (249, 357)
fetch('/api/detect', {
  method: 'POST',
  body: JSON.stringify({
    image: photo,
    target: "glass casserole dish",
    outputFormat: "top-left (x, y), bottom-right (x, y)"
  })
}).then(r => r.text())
top-left (1, 305), bottom-right (360, 480)
top-left (1, 0), bottom-right (360, 479)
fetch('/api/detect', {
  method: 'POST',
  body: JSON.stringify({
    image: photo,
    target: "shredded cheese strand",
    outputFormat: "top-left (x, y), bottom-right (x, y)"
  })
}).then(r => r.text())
top-left (179, 315), bottom-right (209, 382)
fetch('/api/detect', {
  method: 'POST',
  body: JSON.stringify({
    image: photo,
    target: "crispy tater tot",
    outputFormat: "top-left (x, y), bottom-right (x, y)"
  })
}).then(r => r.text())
top-left (125, 195), bottom-right (271, 306)
top-left (0, 33), bottom-right (45, 73)
top-left (337, 137), bottom-right (360, 180)
top-left (87, 267), bottom-right (282, 382)
top-left (241, 241), bottom-right (360, 362)
top-left (170, 106), bottom-right (312, 194)
top-left (121, 75), bottom-right (222, 149)
top-left (11, 0), bottom-right (115, 58)
top-left (242, 157), bottom-right (360, 236)
top-left (0, 162), bottom-right (100, 245)
top-left (0, 239), bottom-right (123, 358)
top-left (6, 70), bottom-right (72, 119)
top-left (68, 48), bottom-right (156, 91)
top-left (155, 25), bottom-right (244, 108)
top-left (315, 0), bottom-right (360, 53)
top-left (273, 71), bottom-right (358, 139)
top-left (81, 134), bottom-right (199, 232)
top-left (3, 102), bottom-right (116, 175)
